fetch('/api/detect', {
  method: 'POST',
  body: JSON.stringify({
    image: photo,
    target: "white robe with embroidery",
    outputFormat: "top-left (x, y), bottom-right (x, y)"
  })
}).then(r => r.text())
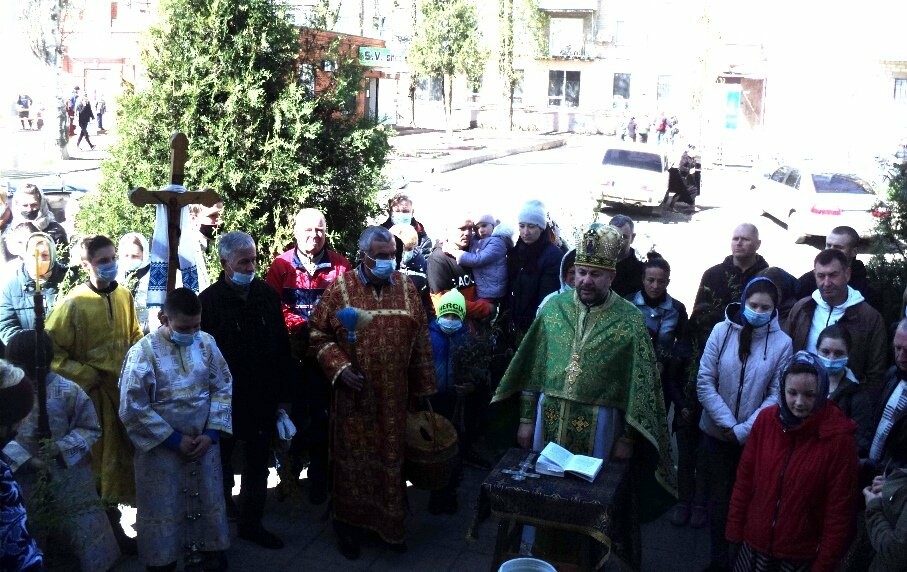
top-left (119, 330), bottom-right (233, 566)
top-left (2, 372), bottom-right (120, 571)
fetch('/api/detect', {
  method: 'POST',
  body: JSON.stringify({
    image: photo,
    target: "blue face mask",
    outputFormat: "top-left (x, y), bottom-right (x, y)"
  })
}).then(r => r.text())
top-left (367, 255), bottom-right (395, 280)
top-left (391, 212), bottom-right (412, 226)
top-left (818, 355), bottom-right (848, 374)
top-left (170, 330), bottom-right (198, 347)
top-left (401, 249), bottom-right (415, 265)
top-left (742, 305), bottom-right (772, 327)
top-left (96, 261), bottom-right (118, 283)
top-left (437, 317), bottom-right (462, 334)
top-left (230, 271), bottom-right (255, 286)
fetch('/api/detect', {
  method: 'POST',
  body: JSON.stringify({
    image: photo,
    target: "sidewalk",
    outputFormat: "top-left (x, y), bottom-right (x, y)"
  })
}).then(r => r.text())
top-left (111, 464), bottom-right (708, 571)
top-left (384, 127), bottom-right (567, 188)
top-left (0, 124), bottom-right (114, 191)
top-left (0, 125), bottom-right (567, 193)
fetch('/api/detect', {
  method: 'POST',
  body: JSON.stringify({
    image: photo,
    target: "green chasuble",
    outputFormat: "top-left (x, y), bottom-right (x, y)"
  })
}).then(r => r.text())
top-left (493, 289), bottom-right (677, 504)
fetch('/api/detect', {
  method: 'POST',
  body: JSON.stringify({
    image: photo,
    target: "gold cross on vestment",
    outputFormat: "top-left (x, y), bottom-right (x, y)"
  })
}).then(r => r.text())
top-left (571, 416), bottom-right (591, 433)
top-left (565, 353), bottom-right (582, 385)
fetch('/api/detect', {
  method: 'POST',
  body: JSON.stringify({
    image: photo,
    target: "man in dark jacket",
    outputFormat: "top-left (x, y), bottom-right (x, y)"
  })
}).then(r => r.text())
top-left (200, 231), bottom-right (294, 549)
top-left (379, 192), bottom-right (433, 257)
top-left (690, 223), bottom-right (768, 344)
top-left (865, 321), bottom-right (907, 476)
top-left (785, 248), bottom-right (886, 390)
top-left (609, 214), bottom-right (645, 297)
top-left (795, 226), bottom-right (878, 308)
top-left (427, 216), bottom-right (492, 322)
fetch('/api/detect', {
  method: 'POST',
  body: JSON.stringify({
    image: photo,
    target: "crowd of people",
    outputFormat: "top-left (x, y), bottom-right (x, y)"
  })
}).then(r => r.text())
top-left (0, 187), bottom-right (905, 572)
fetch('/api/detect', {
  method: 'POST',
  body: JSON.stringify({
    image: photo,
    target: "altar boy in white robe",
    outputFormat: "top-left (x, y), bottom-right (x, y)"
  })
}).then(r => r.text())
top-left (119, 287), bottom-right (233, 572)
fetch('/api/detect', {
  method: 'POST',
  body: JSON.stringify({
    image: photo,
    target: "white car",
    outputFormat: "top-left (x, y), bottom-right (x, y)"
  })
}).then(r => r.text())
top-left (596, 146), bottom-right (670, 212)
top-left (752, 165), bottom-right (888, 243)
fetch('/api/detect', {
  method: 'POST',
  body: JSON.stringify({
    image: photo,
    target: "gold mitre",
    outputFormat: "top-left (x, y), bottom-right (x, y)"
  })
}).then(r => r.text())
top-left (574, 223), bottom-right (625, 271)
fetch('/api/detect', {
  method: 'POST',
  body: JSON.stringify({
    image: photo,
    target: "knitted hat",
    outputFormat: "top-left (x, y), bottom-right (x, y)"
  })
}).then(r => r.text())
top-left (476, 214), bottom-right (498, 226)
top-left (0, 360), bottom-right (33, 426)
top-left (436, 289), bottom-right (466, 320)
top-left (518, 200), bottom-right (547, 228)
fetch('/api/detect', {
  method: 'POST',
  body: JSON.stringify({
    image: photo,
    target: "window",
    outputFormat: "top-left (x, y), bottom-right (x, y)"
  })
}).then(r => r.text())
top-left (548, 71), bottom-right (581, 107)
top-left (512, 70), bottom-right (524, 105)
top-left (783, 169), bottom-right (800, 188)
top-left (657, 75), bottom-right (672, 103)
top-left (895, 79), bottom-right (907, 103)
top-left (613, 20), bottom-right (625, 44)
top-left (770, 167), bottom-right (791, 183)
top-left (416, 76), bottom-right (443, 102)
top-left (812, 174), bottom-right (874, 195)
top-left (549, 17), bottom-right (585, 57)
top-left (601, 149), bottom-right (664, 173)
top-left (298, 63), bottom-right (316, 96)
top-left (613, 73), bottom-right (631, 101)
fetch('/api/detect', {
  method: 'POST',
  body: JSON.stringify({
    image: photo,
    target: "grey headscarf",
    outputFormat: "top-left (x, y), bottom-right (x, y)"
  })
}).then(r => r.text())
top-left (778, 351), bottom-right (830, 428)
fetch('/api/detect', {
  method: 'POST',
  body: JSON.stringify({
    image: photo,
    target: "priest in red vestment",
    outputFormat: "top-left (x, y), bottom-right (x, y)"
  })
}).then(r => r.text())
top-left (309, 226), bottom-right (436, 559)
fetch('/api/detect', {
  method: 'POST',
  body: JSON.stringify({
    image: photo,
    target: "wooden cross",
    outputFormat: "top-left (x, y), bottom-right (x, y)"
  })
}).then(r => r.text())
top-left (129, 133), bottom-right (221, 293)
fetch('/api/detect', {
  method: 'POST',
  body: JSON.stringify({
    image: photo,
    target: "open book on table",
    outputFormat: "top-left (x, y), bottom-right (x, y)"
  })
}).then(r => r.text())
top-left (535, 441), bottom-right (603, 483)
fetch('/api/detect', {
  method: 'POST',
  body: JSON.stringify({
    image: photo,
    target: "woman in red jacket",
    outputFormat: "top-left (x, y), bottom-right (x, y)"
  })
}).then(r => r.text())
top-left (727, 351), bottom-right (858, 572)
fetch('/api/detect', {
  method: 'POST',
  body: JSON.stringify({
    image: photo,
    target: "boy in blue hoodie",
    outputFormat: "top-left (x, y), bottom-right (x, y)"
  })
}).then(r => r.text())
top-left (427, 289), bottom-right (488, 514)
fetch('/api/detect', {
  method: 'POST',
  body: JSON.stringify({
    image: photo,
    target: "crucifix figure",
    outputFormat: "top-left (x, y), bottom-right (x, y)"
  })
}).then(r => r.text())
top-left (129, 133), bottom-right (221, 295)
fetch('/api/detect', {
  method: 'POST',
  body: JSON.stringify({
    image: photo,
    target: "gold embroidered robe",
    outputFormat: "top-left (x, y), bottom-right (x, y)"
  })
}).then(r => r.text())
top-left (309, 269), bottom-right (436, 543)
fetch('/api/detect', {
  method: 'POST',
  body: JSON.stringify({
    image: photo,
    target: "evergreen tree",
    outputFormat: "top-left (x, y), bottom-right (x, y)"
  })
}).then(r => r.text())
top-left (868, 161), bottom-right (907, 323)
top-left (78, 0), bottom-right (390, 261)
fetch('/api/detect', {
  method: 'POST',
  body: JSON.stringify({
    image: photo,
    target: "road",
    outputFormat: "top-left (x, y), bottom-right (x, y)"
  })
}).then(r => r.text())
top-left (401, 134), bottom-right (829, 310)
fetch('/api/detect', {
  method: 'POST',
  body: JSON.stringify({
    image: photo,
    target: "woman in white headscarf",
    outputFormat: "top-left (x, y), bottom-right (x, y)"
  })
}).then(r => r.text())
top-left (117, 232), bottom-right (152, 334)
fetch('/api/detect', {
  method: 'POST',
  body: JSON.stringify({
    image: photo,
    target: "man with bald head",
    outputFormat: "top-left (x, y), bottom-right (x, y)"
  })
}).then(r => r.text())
top-left (690, 223), bottom-right (769, 343)
top-left (265, 207), bottom-right (352, 504)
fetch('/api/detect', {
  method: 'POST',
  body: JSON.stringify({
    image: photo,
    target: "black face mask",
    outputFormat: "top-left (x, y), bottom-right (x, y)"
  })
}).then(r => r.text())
top-left (20, 210), bottom-right (38, 220)
top-left (199, 224), bottom-right (217, 239)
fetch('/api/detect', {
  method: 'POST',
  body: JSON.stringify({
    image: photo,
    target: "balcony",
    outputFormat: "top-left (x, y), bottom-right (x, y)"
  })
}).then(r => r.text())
top-left (549, 43), bottom-right (593, 60)
top-left (537, 0), bottom-right (597, 13)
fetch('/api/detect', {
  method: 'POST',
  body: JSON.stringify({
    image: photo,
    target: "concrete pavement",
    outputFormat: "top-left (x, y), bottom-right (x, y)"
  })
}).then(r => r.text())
top-left (111, 464), bottom-right (709, 571)
top-left (0, 125), bottom-right (567, 193)
top-left (1, 126), bottom-right (712, 570)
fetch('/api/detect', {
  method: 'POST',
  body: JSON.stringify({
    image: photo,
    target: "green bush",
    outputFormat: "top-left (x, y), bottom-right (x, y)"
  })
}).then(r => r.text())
top-left (78, 0), bottom-right (390, 264)
top-left (867, 161), bottom-right (907, 324)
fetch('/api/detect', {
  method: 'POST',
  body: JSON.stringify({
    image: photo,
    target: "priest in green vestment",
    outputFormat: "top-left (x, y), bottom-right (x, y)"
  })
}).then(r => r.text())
top-left (493, 222), bottom-right (676, 533)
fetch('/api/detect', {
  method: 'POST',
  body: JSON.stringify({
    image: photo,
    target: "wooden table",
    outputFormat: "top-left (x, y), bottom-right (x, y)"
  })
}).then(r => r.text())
top-left (468, 448), bottom-right (634, 571)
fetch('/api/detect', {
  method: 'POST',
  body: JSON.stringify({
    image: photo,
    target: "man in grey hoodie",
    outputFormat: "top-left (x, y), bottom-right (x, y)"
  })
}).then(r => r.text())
top-left (785, 248), bottom-right (887, 390)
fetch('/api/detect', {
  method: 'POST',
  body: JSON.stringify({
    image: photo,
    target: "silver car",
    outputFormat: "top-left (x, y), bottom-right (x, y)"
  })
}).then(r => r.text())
top-left (752, 165), bottom-right (888, 243)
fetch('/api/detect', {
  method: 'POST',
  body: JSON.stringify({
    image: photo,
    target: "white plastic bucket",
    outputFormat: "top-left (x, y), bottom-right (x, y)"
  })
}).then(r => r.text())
top-left (498, 557), bottom-right (557, 572)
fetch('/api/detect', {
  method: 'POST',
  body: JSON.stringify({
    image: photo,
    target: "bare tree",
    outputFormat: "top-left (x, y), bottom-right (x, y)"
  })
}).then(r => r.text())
top-left (19, 0), bottom-right (85, 159)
